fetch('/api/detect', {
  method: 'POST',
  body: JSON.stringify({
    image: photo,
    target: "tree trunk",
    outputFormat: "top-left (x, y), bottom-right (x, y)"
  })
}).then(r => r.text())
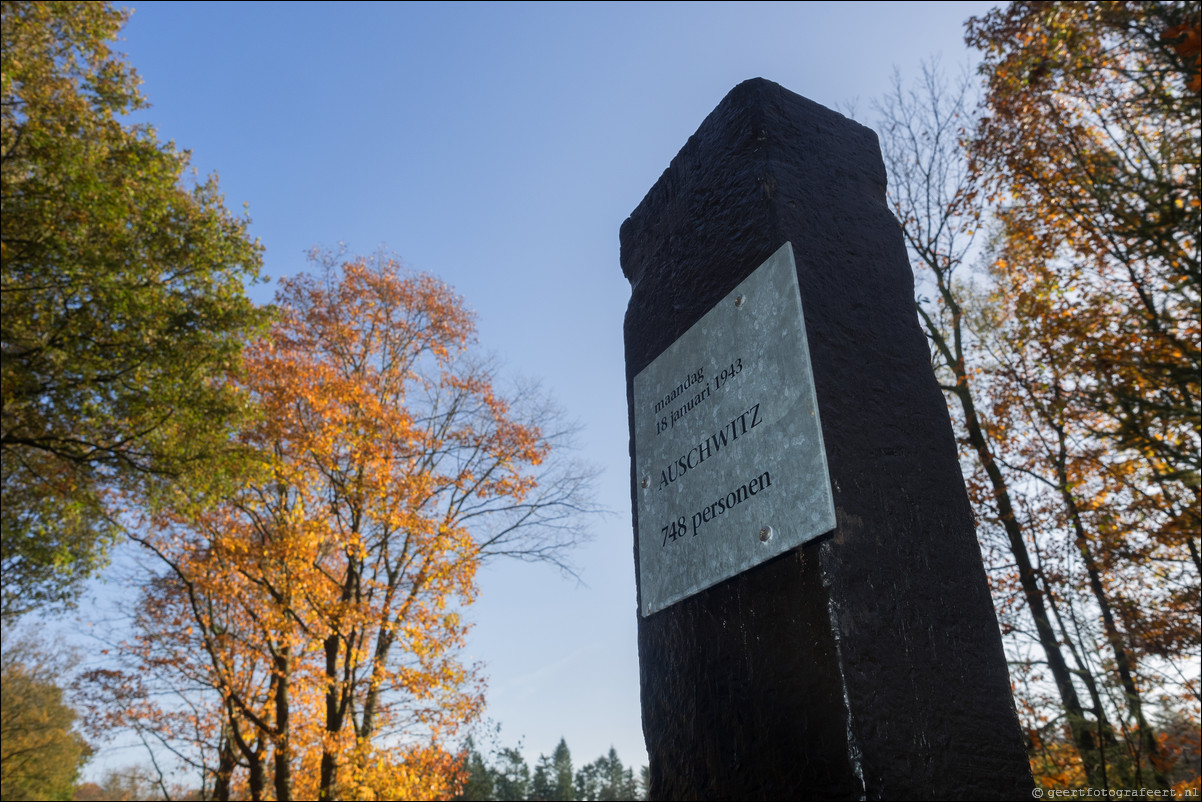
top-left (949, 357), bottom-right (1105, 787)
top-left (213, 730), bottom-right (236, 802)
top-left (273, 650), bottom-right (293, 802)
top-left (320, 632), bottom-right (346, 801)
top-left (1052, 423), bottom-right (1168, 789)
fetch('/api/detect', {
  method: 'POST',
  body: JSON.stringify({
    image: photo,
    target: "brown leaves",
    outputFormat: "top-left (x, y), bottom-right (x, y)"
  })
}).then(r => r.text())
top-left (959, 0), bottom-right (1200, 789)
top-left (1161, 21), bottom-right (1201, 93)
top-left (879, 4), bottom-right (1199, 789)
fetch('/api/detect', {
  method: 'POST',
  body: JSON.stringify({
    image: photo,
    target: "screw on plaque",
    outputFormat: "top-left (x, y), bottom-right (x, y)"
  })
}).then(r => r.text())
top-left (641, 476), bottom-right (650, 489)
top-left (734, 294), bottom-right (746, 309)
top-left (759, 525), bottom-right (774, 542)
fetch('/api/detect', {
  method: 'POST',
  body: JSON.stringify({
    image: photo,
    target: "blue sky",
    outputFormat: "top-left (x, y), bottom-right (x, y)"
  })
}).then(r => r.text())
top-left (77, 0), bottom-right (997, 779)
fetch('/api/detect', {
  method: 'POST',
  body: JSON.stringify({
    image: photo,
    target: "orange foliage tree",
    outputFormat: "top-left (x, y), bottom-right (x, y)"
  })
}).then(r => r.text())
top-left (82, 252), bottom-right (595, 800)
top-left (967, 0), bottom-right (1199, 511)
top-left (875, 58), bottom-right (1116, 788)
top-left (878, 0), bottom-right (1199, 790)
top-left (966, 2), bottom-right (1199, 788)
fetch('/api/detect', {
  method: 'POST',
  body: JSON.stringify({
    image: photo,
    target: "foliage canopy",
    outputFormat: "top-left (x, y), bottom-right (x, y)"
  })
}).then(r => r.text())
top-left (0, 636), bottom-right (91, 801)
top-left (879, 0), bottom-right (1199, 790)
top-left (82, 253), bottom-right (595, 801)
top-left (0, 0), bottom-right (268, 618)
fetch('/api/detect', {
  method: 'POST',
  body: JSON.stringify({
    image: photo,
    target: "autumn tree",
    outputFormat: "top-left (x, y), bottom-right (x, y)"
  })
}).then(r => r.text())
top-left (968, 0), bottom-right (1199, 488)
top-left (0, 633), bottom-right (91, 800)
top-left (875, 0), bottom-right (1200, 791)
top-left (966, 0), bottom-right (1200, 787)
top-left (967, 0), bottom-right (1199, 552)
top-left (85, 252), bottom-right (595, 801)
top-left (0, 0), bottom-right (267, 619)
top-left (875, 58), bottom-right (1117, 785)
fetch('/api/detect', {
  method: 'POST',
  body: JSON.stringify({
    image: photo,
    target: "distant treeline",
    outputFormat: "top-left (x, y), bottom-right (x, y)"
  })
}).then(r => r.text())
top-left (455, 736), bottom-right (647, 801)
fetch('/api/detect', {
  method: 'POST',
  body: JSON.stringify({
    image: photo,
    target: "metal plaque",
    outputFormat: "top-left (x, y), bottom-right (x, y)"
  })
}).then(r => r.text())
top-left (633, 242), bottom-right (835, 616)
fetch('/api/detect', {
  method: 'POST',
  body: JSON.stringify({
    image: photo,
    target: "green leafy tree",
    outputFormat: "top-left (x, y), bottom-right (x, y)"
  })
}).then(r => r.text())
top-left (0, 0), bottom-right (267, 618)
top-left (0, 637), bottom-right (90, 800)
top-left (453, 737), bottom-right (496, 802)
top-left (574, 759), bottom-right (600, 802)
top-left (531, 759), bottom-right (553, 801)
top-left (453, 738), bottom-right (644, 802)
top-left (552, 738), bottom-right (575, 801)
top-left (575, 748), bottom-right (638, 802)
top-left (531, 738), bottom-right (574, 801)
top-left (493, 747), bottom-right (532, 801)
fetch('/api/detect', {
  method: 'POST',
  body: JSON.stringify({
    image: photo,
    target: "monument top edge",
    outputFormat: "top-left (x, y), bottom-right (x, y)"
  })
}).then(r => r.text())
top-left (619, 79), bottom-right (872, 286)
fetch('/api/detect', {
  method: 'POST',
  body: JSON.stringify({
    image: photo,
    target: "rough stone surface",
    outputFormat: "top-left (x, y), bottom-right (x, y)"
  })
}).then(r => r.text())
top-left (621, 78), bottom-right (1033, 800)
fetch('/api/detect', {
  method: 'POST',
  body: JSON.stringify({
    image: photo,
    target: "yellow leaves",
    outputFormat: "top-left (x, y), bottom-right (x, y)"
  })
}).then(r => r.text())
top-left (117, 250), bottom-right (570, 798)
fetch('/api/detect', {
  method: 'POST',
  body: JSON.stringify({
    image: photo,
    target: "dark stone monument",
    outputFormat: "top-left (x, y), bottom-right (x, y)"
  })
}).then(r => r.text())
top-left (621, 78), bottom-right (1033, 799)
